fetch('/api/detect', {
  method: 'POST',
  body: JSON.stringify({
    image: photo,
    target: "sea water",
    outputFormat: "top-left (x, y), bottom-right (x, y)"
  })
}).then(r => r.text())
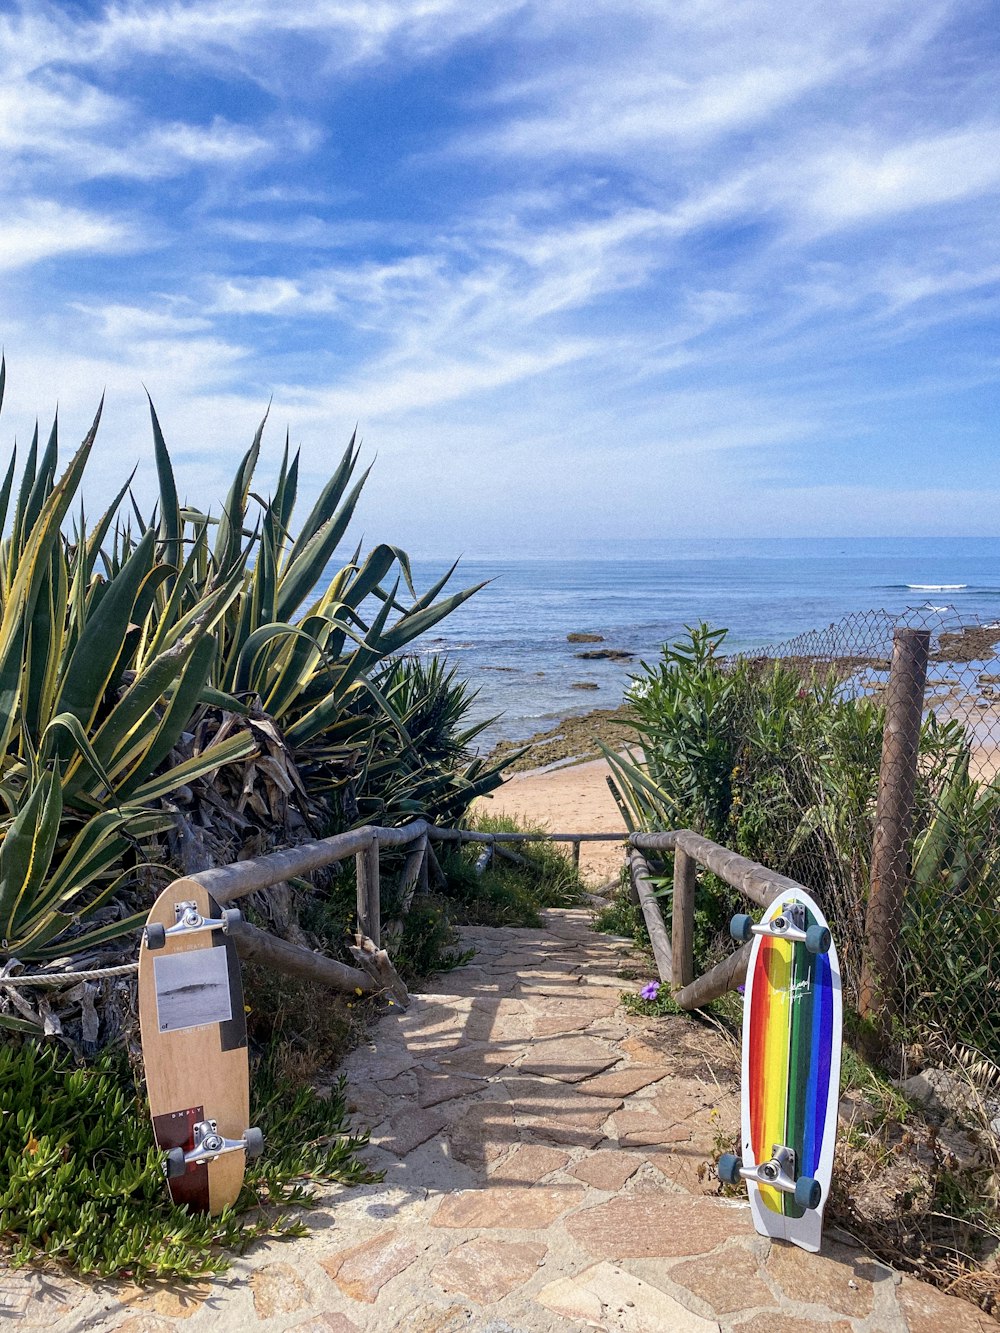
top-left (376, 537), bottom-right (1000, 747)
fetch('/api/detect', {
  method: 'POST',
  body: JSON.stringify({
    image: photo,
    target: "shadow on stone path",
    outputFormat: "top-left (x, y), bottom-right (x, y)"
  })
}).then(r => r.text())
top-left (3, 907), bottom-right (993, 1332)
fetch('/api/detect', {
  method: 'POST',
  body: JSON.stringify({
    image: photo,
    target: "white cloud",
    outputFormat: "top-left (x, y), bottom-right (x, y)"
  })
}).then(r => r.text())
top-left (0, 201), bottom-right (128, 270)
top-left (144, 118), bottom-right (275, 166)
top-left (804, 126), bottom-right (1000, 226)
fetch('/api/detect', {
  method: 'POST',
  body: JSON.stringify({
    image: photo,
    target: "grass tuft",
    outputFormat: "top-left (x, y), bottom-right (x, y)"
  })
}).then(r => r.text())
top-left (437, 811), bottom-right (585, 927)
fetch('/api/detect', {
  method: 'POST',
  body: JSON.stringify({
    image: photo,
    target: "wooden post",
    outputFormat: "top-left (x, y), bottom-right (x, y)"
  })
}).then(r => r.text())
top-left (672, 847), bottom-right (697, 991)
top-left (228, 918), bottom-right (407, 1005)
top-left (860, 627), bottom-right (930, 1024)
top-left (674, 941), bottom-right (751, 1011)
top-left (629, 850), bottom-right (673, 984)
top-left (399, 835), bottom-right (427, 915)
top-left (571, 840), bottom-right (581, 871)
top-left (356, 835), bottom-right (381, 947)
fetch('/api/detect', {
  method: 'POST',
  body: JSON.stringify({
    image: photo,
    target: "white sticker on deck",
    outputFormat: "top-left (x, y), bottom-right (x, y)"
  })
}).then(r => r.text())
top-left (154, 949), bottom-right (233, 1032)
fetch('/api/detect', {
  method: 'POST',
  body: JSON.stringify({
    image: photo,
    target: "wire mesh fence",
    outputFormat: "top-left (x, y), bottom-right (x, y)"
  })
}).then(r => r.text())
top-left (730, 605), bottom-right (1000, 1089)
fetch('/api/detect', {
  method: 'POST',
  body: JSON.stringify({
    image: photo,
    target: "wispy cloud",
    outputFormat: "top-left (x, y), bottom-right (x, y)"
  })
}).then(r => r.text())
top-left (0, 201), bottom-right (128, 270)
top-left (0, 0), bottom-right (996, 544)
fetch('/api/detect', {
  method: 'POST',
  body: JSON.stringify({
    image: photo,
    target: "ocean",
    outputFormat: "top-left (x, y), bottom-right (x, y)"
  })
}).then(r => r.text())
top-left (392, 538), bottom-right (1000, 747)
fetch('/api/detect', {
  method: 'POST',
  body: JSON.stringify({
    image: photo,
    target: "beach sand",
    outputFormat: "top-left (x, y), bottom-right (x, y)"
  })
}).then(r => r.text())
top-left (473, 756), bottom-right (628, 885)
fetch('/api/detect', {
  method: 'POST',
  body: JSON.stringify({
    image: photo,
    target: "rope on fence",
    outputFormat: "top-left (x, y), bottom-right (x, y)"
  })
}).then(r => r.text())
top-left (0, 963), bottom-right (139, 987)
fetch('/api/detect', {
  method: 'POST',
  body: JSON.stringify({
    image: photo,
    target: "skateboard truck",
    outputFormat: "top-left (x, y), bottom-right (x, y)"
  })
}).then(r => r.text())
top-left (164, 1119), bottom-right (264, 1178)
top-left (730, 902), bottom-right (831, 955)
top-left (717, 1145), bottom-right (822, 1210)
top-left (144, 902), bottom-right (243, 951)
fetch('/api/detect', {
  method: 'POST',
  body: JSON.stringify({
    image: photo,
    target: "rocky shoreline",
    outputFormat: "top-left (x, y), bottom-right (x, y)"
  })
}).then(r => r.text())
top-left (489, 704), bottom-right (637, 775)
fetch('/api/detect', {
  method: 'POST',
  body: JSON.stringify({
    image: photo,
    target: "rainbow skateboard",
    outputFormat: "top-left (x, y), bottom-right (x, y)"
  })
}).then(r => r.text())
top-left (717, 888), bottom-right (842, 1252)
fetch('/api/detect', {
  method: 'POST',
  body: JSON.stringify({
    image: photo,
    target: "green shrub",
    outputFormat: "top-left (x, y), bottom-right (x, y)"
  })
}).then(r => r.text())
top-left (605, 624), bottom-right (1000, 1067)
top-left (437, 812), bottom-right (585, 927)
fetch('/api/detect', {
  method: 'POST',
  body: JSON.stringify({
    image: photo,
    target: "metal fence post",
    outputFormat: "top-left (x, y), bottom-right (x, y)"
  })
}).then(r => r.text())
top-left (672, 847), bottom-right (697, 990)
top-left (356, 835), bottom-right (381, 946)
top-left (859, 627), bottom-right (930, 1025)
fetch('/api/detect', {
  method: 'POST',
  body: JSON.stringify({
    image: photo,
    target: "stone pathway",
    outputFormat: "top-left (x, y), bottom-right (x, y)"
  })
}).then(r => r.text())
top-left (2, 907), bottom-right (993, 1331)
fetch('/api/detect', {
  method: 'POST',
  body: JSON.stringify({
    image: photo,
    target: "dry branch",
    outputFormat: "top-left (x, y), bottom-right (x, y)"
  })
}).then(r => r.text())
top-left (228, 918), bottom-right (408, 1007)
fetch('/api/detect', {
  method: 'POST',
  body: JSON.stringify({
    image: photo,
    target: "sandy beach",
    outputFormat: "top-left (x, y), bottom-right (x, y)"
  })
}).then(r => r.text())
top-left (474, 756), bottom-right (628, 884)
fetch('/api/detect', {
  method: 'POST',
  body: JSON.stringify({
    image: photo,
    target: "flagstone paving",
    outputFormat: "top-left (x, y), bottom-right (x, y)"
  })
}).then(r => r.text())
top-left (2, 907), bottom-right (993, 1331)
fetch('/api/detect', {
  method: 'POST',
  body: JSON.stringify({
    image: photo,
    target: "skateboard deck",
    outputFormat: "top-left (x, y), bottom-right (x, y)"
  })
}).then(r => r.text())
top-left (719, 888), bottom-right (842, 1253)
top-left (138, 878), bottom-right (260, 1213)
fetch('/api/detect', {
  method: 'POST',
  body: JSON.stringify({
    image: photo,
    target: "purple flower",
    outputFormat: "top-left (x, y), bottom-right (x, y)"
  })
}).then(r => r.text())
top-left (737, 984), bottom-right (746, 995)
top-left (640, 981), bottom-right (660, 1001)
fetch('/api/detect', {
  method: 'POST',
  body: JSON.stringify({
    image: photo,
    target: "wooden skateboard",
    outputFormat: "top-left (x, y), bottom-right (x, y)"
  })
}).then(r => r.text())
top-left (717, 887), bottom-right (842, 1253)
top-left (138, 878), bottom-right (263, 1213)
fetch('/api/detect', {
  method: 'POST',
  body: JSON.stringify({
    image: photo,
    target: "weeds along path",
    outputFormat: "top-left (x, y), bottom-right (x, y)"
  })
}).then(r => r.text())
top-left (16, 908), bottom-right (989, 1332)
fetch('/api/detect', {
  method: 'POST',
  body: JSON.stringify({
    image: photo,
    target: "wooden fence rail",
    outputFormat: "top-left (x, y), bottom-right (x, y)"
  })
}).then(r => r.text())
top-left (626, 828), bottom-right (811, 1011)
top-left (182, 816), bottom-right (802, 1018)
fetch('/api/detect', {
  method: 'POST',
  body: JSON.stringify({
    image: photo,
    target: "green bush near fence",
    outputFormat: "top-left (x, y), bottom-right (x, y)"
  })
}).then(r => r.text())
top-left (604, 624), bottom-right (1000, 1069)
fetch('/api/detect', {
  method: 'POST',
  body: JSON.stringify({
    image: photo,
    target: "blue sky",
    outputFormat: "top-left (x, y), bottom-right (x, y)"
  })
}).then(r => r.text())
top-left (1, 0), bottom-right (998, 553)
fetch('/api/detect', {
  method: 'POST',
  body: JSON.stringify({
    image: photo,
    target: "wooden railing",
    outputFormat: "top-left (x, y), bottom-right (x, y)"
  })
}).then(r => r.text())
top-left (181, 818), bottom-right (798, 1016)
top-left (628, 830), bottom-right (810, 1009)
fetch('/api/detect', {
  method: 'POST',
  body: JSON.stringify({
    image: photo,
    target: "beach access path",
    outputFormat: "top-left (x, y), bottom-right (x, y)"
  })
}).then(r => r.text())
top-left (472, 755), bottom-right (629, 884)
top-left (7, 899), bottom-right (988, 1332)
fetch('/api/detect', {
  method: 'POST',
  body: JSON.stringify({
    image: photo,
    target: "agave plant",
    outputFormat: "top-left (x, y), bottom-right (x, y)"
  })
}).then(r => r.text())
top-left (352, 655), bottom-right (509, 825)
top-left (0, 360), bottom-right (500, 976)
top-left (142, 401), bottom-right (495, 835)
top-left (0, 371), bottom-right (259, 969)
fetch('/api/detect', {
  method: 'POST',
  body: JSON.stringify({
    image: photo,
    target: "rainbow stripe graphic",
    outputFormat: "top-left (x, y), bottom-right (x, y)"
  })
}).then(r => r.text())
top-left (746, 901), bottom-right (834, 1218)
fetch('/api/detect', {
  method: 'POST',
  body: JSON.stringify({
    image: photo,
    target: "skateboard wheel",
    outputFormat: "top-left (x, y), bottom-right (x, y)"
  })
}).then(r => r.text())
top-left (805, 924), bottom-right (831, 955)
top-left (794, 1175), bottom-right (822, 1209)
top-left (730, 914), bottom-right (753, 943)
top-left (244, 1126), bottom-right (264, 1160)
top-left (165, 1147), bottom-right (187, 1179)
top-left (717, 1152), bottom-right (743, 1185)
top-left (221, 908), bottom-right (242, 932)
top-left (145, 922), bottom-right (167, 951)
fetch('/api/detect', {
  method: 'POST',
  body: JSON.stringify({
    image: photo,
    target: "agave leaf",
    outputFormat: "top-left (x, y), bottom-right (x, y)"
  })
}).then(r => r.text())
top-left (36, 810), bottom-right (146, 907)
top-left (214, 411), bottom-right (266, 573)
top-left (233, 621), bottom-right (336, 696)
top-left (0, 771), bottom-right (62, 939)
top-left (117, 634), bottom-right (218, 794)
top-left (22, 544), bottom-right (68, 739)
top-left (8, 421), bottom-right (39, 564)
top-left (259, 613), bottom-right (339, 719)
top-left (127, 728), bottom-right (256, 804)
top-left (28, 908), bottom-right (150, 960)
top-left (68, 631), bottom-right (210, 793)
top-left (39, 711), bottom-right (120, 806)
top-left (288, 432), bottom-right (357, 555)
top-left (275, 463), bottom-right (374, 623)
top-left (21, 413), bottom-right (60, 550)
top-left (0, 446), bottom-right (17, 539)
top-left (0, 409), bottom-right (101, 669)
top-left (272, 443), bottom-right (300, 561)
top-left (0, 1013), bottom-right (43, 1033)
top-left (57, 528), bottom-right (156, 730)
top-left (376, 580), bottom-right (486, 656)
top-left (79, 473), bottom-right (135, 588)
top-left (147, 395), bottom-right (181, 575)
